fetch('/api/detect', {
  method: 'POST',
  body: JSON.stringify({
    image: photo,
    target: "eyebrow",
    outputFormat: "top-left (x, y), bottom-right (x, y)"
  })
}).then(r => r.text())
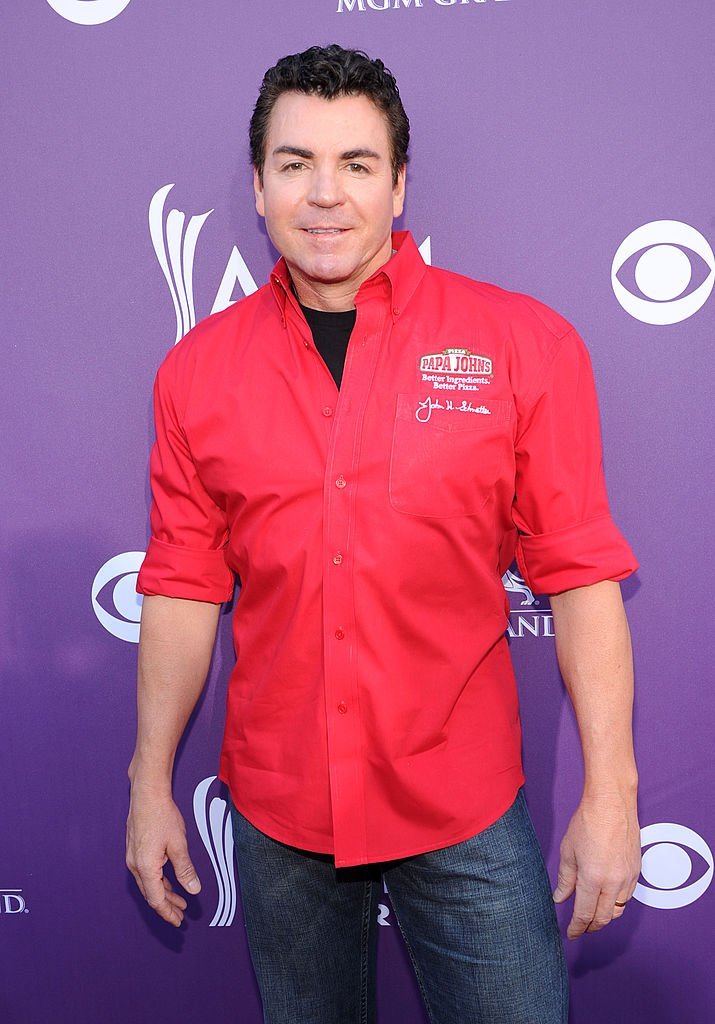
top-left (271, 146), bottom-right (382, 161)
top-left (342, 148), bottom-right (382, 161)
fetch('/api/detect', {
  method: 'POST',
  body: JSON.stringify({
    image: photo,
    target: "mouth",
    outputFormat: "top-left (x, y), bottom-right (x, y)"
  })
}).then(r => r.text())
top-left (301, 227), bottom-right (349, 235)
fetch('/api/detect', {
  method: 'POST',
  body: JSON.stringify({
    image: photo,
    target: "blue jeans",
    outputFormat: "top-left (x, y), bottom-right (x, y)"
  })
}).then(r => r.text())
top-left (230, 789), bottom-right (568, 1024)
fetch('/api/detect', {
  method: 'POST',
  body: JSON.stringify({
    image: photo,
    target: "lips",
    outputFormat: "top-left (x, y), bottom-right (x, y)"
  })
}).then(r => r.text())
top-left (301, 227), bottom-right (349, 234)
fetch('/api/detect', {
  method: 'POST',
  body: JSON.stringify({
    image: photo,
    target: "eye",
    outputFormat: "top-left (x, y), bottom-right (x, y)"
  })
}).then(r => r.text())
top-left (281, 162), bottom-right (306, 173)
top-left (91, 551), bottom-right (145, 643)
top-left (633, 822), bottom-right (713, 909)
top-left (346, 163), bottom-right (368, 174)
top-left (611, 220), bottom-right (714, 324)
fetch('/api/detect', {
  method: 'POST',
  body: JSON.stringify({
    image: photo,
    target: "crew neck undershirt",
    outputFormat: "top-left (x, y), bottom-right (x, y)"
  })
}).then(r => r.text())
top-left (299, 303), bottom-right (357, 389)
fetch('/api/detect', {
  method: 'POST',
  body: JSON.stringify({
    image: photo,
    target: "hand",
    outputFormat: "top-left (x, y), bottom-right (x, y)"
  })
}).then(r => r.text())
top-left (126, 780), bottom-right (201, 927)
top-left (552, 793), bottom-right (641, 940)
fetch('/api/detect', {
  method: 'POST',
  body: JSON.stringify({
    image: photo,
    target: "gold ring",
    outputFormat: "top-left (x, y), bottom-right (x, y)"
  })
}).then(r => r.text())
top-left (614, 900), bottom-right (628, 907)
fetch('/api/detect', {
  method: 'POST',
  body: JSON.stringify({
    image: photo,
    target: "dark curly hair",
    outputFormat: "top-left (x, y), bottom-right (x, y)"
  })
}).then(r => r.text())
top-left (250, 44), bottom-right (410, 185)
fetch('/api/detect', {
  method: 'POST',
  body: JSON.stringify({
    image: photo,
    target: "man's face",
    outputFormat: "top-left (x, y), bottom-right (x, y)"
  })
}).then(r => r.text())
top-left (254, 91), bottom-right (406, 310)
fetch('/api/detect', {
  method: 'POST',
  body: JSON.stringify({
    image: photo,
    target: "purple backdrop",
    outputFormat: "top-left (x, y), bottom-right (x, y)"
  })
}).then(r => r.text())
top-left (3, 1), bottom-right (713, 1021)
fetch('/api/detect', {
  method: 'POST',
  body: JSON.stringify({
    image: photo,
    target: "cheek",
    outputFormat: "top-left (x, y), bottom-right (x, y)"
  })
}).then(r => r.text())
top-left (370, 187), bottom-right (399, 221)
top-left (262, 196), bottom-right (293, 236)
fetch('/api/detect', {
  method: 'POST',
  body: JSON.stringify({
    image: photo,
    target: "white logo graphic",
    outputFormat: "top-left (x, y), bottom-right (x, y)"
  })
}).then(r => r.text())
top-left (91, 551), bottom-right (145, 643)
top-left (503, 568), bottom-right (537, 607)
top-left (377, 877), bottom-right (392, 926)
top-left (193, 777), bottom-right (237, 927)
top-left (0, 889), bottom-right (28, 914)
top-left (502, 568), bottom-right (553, 639)
top-left (419, 349), bottom-right (492, 376)
top-left (150, 185), bottom-right (431, 346)
top-left (634, 823), bottom-right (713, 909)
top-left (149, 184), bottom-right (257, 346)
top-left (611, 221), bottom-right (715, 324)
top-left (45, 0), bottom-right (133, 25)
top-left (415, 396), bottom-right (492, 423)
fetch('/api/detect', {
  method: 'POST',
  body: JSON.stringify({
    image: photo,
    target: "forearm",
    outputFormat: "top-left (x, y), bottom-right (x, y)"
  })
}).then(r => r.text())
top-left (128, 594), bottom-right (221, 792)
top-left (550, 579), bottom-right (637, 800)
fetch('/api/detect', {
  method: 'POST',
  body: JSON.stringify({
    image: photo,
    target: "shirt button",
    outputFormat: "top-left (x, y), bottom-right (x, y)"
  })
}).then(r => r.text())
top-left (332, 552), bottom-right (344, 565)
top-left (322, 406), bottom-right (333, 417)
top-left (303, 340), bottom-right (310, 349)
top-left (334, 628), bottom-right (345, 640)
top-left (393, 307), bottom-right (400, 316)
top-left (337, 702), bottom-right (348, 715)
top-left (335, 476), bottom-right (347, 489)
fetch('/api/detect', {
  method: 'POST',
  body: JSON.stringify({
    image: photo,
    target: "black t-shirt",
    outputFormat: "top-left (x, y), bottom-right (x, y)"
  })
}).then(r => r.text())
top-left (300, 303), bottom-right (357, 389)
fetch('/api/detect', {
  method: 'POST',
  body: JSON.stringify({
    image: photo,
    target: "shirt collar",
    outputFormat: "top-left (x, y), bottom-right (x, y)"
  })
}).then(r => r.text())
top-left (269, 230), bottom-right (427, 324)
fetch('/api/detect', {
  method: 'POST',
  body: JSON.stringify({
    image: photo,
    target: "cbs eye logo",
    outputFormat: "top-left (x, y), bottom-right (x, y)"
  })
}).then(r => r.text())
top-left (611, 220), bottom-right (715, 325)
top-left (45, 0), bottom-right (132, 25)
top-left (91, 551), bottom-right (145, 643)
top-left (633, 822), bottom-right (713, 910)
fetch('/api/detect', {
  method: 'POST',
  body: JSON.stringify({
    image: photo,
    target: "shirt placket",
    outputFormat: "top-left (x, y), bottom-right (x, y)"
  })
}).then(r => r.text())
top-left (320, 286), bottom-right (388, 867)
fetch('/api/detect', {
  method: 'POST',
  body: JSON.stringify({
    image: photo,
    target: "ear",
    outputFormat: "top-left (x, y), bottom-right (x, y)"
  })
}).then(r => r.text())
top-left (253, 167), bottom-right (265, 218)
top-left (392, 164), bottom-right (406, 219)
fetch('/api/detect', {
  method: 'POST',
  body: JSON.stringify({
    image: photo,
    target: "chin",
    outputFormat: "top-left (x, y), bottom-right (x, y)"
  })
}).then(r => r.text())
top-left (301, 259), bottom-right (354, 284)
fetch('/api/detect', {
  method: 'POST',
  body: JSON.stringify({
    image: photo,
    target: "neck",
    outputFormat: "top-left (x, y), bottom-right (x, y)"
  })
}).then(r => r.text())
top-left (291, 278), bottom-right (359, 312)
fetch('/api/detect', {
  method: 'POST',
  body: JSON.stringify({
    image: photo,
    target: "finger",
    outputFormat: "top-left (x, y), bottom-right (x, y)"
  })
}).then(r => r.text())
top-left (128, 859), bottom-right (179, 921)
top-left (167, 837), bottom-right (202, 896)
top-left (140, 865), bottom-right (185, 927)
top-left (147, 889), bottom-right (185, 927)
top-left (585, 888), bottom-right (621, 933)
top-left (595, 869), bottom-right (640, 928)
top-left (162, 878), bottom-right (188, 911)
top-left (164, 893), bottom-right (188, 913)
top-left (155, 900), bottom-right (184, 927)
top-left (553, 853), bottom-right (577, 904)
top-left (609, 891), bottom-right (632, 921)
top-left (567, 881), bottom-right (600, 940)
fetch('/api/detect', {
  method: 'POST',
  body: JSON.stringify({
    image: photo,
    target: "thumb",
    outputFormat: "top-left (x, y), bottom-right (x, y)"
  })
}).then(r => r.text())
top-left (168, 838), bottom-right (202, 895)
top-left (553, 849), bottom-right (577, 904)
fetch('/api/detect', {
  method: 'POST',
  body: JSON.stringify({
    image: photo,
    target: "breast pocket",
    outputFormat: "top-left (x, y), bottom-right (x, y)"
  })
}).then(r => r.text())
top-left (388, 393), bottom-right (513, 518)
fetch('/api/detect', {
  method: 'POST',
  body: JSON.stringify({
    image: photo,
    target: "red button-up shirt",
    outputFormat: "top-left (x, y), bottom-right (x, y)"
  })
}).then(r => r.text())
top-left (137, 231), bottom-right (637, 867)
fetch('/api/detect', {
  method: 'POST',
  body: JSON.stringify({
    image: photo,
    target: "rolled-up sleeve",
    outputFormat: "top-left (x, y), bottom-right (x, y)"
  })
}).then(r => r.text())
top-left (512, 328), bottom-right (638, 595)
top-left (136, 353), bottom-right (234, 604)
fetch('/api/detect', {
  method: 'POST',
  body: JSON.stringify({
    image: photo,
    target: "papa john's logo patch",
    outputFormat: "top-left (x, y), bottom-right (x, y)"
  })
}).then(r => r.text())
top-left (419, 348), bottom-right (493, 376)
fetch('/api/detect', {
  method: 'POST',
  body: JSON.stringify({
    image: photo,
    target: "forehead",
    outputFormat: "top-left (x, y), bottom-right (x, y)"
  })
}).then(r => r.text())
top-left (265, 92), bottom-right (391, 154)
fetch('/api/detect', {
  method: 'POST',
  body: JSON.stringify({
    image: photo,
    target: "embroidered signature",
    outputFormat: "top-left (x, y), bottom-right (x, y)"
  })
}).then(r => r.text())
top-left (415, 397), bottom-right (492, 423)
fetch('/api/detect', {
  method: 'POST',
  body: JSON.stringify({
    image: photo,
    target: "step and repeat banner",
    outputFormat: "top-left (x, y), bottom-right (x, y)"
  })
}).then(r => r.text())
top-left (3, 1), bottom-right (713, 1021)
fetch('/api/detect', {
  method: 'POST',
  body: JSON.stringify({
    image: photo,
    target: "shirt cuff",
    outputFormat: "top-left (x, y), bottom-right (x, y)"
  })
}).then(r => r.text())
top-left (515, 514), bottom-right (638, 595)
top-left (136, 536), bottom-right (234, 603)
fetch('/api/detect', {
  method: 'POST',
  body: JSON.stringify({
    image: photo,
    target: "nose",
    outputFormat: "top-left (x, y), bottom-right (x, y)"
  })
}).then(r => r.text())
top-left (307, 163), bottom-right (345, 208)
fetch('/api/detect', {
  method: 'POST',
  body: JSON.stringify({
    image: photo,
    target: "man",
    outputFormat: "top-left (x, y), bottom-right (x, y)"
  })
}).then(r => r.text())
top-left (127, 44), bottom-right (641, 1024)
